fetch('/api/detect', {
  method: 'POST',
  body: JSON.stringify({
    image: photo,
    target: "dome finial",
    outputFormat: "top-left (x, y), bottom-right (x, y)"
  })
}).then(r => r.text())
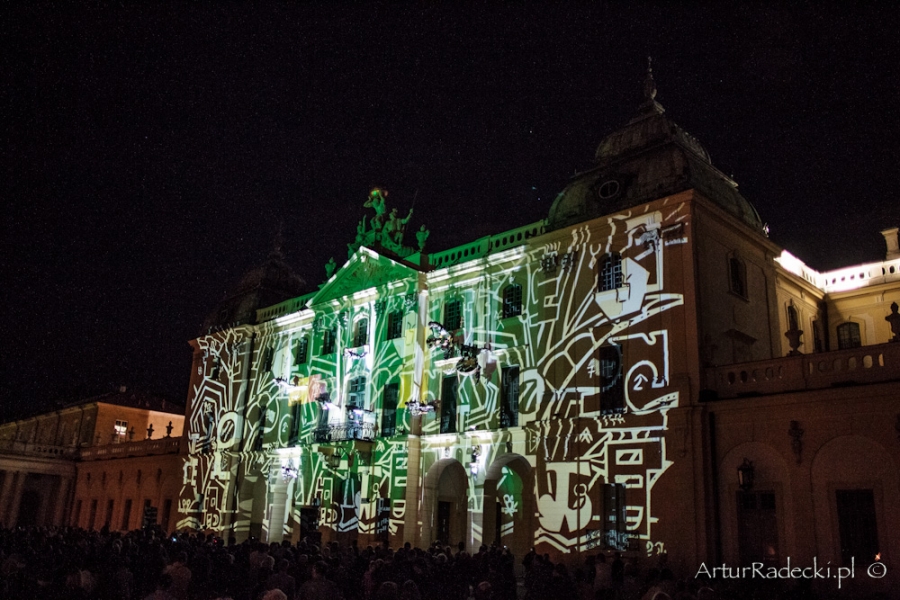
top-left (643, 55), bottom-right (657, 101)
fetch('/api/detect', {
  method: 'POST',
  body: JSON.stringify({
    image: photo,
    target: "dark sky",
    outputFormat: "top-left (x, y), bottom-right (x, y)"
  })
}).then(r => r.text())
top-left (3, 3), bottom-right (900, 419)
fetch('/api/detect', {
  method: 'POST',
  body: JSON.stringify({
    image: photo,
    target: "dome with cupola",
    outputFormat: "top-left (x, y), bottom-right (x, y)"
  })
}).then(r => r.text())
top-left (548, 63), bottom-right (763, 232)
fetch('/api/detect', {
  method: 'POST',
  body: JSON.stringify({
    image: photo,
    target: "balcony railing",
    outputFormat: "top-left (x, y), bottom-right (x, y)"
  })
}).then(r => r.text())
top-left (80, 437), bottom-right (182, 460)
top-left (703, 341), bottom-right (900, 400)
top-left (0, 440), bottom-right (79, 459)
top-left (314, 422), bottom-right (376, 443)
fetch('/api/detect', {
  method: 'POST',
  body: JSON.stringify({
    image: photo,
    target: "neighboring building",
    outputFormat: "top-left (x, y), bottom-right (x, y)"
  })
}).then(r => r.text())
top-left (167, 70), bottom-right (898, 595)
top-left (0, 387), bottom-right (185, 532)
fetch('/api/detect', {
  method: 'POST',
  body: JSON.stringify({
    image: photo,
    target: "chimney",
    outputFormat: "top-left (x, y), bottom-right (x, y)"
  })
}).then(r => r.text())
top-left (882, 227), bottom-right (900, 260)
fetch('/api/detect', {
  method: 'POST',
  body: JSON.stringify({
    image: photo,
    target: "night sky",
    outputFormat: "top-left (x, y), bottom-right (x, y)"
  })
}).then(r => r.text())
top-left (4, 4), bottom-right (900, 420)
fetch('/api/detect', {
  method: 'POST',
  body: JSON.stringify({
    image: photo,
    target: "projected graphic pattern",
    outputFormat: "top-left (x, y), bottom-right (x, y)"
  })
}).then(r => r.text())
top-left (180, 199), bottom-right (687, 557)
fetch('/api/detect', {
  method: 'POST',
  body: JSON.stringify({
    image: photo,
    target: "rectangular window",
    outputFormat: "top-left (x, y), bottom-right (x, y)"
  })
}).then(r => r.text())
top-left (729, 256), bottom-right (748, 299)
top-left (322, 328), bottom-right (336, 355)
top-left (114, 419), bottom-right (128, 437)
top-left (387, 310), bottom-right (404, 341)
top-left (500, 366), bottom-right (520, 427)
top-left (263, 346), bottom-right (275, 371)
top-left (440, 376), bottom-right (458, 434)
top-left (444, 299), bottom-right (462, 331)
top-left (74, 499), bottom-right (83, 527)
top-left (347, 376), bottom-right (367, 410)
top-left (836, 322), bottom-right (861, 349)
top-left (381, 383), bottom-right (399, 437)
top-left (289, 401), bottom-right (302, 444)
top-left (294, 337), bottom-right (309, 365)
top-left (353, 318), bottom-right (369, 347)
top-left (121, 498), bottom-right (132, 531)
top-left (599, 344), bottom-right (625, 413)
top-left (502, 284), bottom-right (523, 319)
top-left (836, 489), bottom-right (879, 565)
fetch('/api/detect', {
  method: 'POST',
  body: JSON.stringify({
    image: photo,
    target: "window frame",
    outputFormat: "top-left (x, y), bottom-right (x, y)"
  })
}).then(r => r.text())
top-left (502, 284), bottom-right (523, 319)
top-left (381, 383), bottom-right (399, 437)
top-left (321, 327), bottom-right (336, 355)
top-left (599, 252), bottom-right (624, 292)
top-left (444, 299), bottom-right (462, 331)
top-left (347, 376), bottom-right (367, 410)
top-left (294, 336), bottom-right (309, 365)
top-left (500, 365), bottom-right (520, 427)
top-left (353, 318), bottom-right (369, 348)
top-left (387, 309), bottom-right (404, 341)
top-left (440, 375), bottom-right (458, 434)
top-left (836, 322), bottom-right (861, 350)
top-left (599, 343), bottom-right (625, 414)
top-left (729, 255), bottom-right (748, 300)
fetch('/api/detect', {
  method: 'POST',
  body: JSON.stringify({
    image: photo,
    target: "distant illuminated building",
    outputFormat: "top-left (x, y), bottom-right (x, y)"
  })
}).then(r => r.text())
top-left (176, 68), bottom-right (899, 594)
top-left (0, 387), bottom-right (184, 532)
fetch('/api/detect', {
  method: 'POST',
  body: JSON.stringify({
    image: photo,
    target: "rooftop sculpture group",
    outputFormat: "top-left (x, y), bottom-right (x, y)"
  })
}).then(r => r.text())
top-left (347, 188), bottom-right (428, 259)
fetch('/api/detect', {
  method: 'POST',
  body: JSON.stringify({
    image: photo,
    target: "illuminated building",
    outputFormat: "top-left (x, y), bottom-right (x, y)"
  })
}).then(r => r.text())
top-left (0, 387), bottom-right (184, 532)
top-left (177, 68), bottom-right (898, 592)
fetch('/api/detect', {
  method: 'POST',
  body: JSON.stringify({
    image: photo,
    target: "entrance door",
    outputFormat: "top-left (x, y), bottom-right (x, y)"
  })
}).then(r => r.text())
top-left (737, 491), bottom-right (779, 566)
top-left (437, 501), bottom-right (451, 545)
top-left (300, 506), bottom-right (321, 545)
top-left (836, 489), bottom-right (879, 565)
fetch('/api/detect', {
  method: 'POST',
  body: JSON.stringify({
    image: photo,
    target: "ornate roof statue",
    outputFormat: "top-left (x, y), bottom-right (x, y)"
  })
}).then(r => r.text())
top-left (348, 187), bottom-right (422, 259)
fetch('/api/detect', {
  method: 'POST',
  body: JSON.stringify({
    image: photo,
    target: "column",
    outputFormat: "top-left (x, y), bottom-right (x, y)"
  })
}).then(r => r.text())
top-left (267, 479), bottom-right (289, 543)
top-left (403, 435), bottom-right (422, 547)
top-left (4, 471), bottom-right (28, 527)
top-left (53, 476), bottom-right (74, 526)
top-left (0, 470), bottom-right (15, 526)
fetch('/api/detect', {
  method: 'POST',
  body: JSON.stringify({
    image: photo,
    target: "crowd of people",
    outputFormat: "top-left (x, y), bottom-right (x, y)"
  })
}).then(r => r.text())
top-left (0, 525), bottom-right (868, 600)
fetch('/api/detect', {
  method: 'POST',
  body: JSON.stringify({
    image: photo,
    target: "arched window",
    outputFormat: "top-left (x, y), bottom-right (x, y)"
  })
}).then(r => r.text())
top-left (836, 322), bottom-right (861, 349)
top-left (599, 253), bottom-right (623, 292)
top-left (502, 284), bottom-right (522, 318)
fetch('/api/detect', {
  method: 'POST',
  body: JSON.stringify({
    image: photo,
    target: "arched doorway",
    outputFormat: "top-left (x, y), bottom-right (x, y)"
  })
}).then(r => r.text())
top-left (483, 455), bottom-right (533, 560)
top-left (423, 459), bottom-right (469, 548)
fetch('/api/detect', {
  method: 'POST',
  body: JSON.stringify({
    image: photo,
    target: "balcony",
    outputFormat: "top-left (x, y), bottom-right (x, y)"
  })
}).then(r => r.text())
top-left (703, 342), bottom-right (900, 400)
top-left (314, 421), bottom-right (376, 443)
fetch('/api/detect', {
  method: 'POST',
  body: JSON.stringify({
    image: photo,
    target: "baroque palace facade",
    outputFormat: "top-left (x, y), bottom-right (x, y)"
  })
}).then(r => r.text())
top-left (177, 73), bottom-right (899, 590)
